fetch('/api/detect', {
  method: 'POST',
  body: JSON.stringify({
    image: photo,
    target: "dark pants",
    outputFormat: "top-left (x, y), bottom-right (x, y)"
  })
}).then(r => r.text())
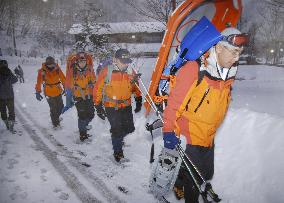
top-left (0, 98), bottom-right (15, 121)
top-left (75, 97), bottom-right (94, 134)
top-left (19, 75), bottom-right (24, 83)
top-left (47, 95), bottom-right (64, 127)
top-left (105, 105), bottom-right (135, 153)
top-left (175, 144), bottom-right (214, 203)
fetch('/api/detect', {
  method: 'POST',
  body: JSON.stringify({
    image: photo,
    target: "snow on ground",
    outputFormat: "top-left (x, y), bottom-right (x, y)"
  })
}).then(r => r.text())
top-left (0, 56), bottom-right (284, 203)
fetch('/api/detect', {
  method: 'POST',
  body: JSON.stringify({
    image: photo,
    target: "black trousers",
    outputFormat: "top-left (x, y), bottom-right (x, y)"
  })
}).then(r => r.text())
top-left (175, 144), bottom-right (214, 203)
top-left (46, 95), bottom-right (64, 126)
top-left (0, 98), bottom-right (15, 121)
top-left (74, 97), bottom-right (94, 133)
top-left (105, 105), bottom-right (135, 152)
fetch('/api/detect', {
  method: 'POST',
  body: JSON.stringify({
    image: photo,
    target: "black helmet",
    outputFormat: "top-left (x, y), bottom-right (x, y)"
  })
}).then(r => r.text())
top-left (45, 56), bottom-right (55, 65)
top-left (0, 59), bottom-right (8, 67)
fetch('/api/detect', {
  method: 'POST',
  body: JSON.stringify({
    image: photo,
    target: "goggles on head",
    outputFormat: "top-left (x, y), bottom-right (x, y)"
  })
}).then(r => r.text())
top-left (223, 33), bottom-right (249, 48)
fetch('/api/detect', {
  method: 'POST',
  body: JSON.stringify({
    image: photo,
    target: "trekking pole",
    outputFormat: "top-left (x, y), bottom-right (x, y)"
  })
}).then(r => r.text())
top-left (146, 119), bottom-right (164, 163)
top-left (131, 67), bottom-right (164, 122)
top-left (134, 84), bottom-right (159, 115)
top-left (176, 144), bottom-right (221, 202)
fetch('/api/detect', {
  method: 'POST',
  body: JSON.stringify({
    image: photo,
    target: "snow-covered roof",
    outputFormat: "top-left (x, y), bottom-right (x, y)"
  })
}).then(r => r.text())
top-left (69, 21), bottom-right (165, 35)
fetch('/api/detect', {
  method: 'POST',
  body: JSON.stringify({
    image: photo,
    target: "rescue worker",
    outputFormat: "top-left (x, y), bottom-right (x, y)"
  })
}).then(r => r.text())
top-left (162, 28), bottom-right (249, 202)
top-left (63, 52), bottom-right (96, 142)
top-left (35, 56), bottom-right (65, 128)
top-left (93, 48), bottom-right (142, 163)
top-left (0, 60), bottom-right (18, 133)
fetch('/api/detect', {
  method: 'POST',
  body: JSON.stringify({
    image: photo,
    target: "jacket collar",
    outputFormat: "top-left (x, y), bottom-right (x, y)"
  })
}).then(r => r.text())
top-left (200, 47), bottom-right (238, 80)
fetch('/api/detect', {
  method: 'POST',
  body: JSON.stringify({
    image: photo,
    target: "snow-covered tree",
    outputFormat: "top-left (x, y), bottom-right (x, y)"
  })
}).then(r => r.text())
top-left (123, 0), bottom-right (183, 25)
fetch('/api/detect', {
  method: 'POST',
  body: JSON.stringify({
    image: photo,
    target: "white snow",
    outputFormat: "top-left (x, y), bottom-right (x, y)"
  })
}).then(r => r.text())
top-left (1, 56), bottom-right (284, 203)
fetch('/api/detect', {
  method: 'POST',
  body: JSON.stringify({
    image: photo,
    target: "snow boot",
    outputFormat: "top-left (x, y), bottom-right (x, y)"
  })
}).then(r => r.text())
top-left (113, 151), bottom-right (124, 163)
top-left (80, 132), bottom-right (88, 142)
top-left (3, 120), bottom-right (9, 130)
top-left (173, 186), bottom-right (184, 200)
top-left (8, 120), bottom-right (16, 134)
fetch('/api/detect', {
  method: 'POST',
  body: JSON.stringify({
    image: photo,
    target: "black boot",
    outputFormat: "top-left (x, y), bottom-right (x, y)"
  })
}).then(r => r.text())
top-left (8, 120), bottom-right (16, 134)
top-left (80, 131), bottom-right (88, 142)
top-left (3, 120), bottom-right (9, 130)
top-left (113, 151), bottom-right (124, 162)
top-left (173, 186), bottom-right (184, 200)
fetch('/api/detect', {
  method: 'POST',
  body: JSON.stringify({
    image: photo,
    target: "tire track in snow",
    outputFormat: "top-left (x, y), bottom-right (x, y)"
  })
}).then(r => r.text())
top-left (15, 104), bottom-right (125, 203)
top-left (15, 107), bottom-right (102, 203)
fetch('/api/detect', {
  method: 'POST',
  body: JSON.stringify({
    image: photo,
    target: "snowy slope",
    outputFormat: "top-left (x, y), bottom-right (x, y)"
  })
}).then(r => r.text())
top-left (0, 56), bottom-right (284, 203)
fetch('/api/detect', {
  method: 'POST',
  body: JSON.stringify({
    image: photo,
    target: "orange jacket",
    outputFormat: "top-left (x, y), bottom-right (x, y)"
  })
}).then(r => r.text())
top-left (35, 63), bottom-right (65, 97)
top-left (65, 63), bottom-right (96, 99)
top-left (163, 60), bottom-right (236, 147)
top-left (93, 65), bottom-right (141, 108)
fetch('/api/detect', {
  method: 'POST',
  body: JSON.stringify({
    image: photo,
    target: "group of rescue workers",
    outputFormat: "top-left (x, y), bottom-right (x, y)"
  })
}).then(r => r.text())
top-left (35, 48), bottom-right (142, 163)
top-left (0, 25), bottom-right (249, 203)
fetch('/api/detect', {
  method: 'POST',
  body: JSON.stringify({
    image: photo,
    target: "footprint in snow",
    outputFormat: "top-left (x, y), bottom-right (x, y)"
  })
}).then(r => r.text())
top-left (40, 168), bottom-right (47, 174)
top-left (40, 175), bottom-right (47, 182)
top-left (59, 192), bottom-right (69, 200)
top-left (53, 188), bottom-right (62, 193)
top-left (7, 158), bottom-right (19, 169)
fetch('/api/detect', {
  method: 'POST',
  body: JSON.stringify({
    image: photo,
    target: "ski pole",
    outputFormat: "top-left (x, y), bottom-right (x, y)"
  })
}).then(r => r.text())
top-left (177, 144), bottom-right (206, 182)
top-left (176, 145), bottom-right (202, 194)
top-left (131, 67), bottom-right (164, 122)
top-left (134, 83), bottom-right (158, 115)
top-left (176, 144), bottom-right (221, 202)
top-left (136, 82), bottom-right (164, 122)
top-left (146, 119), bottom-right (164, 163)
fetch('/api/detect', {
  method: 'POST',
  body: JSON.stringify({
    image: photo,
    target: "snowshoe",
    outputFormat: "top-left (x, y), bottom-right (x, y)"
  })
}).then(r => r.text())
top-left (149, 147), bottom-right (182, 200)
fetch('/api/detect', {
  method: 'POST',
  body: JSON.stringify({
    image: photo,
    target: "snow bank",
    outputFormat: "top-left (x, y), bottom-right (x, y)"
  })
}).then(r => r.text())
top-left (213, 108), bottom-right (284, 203)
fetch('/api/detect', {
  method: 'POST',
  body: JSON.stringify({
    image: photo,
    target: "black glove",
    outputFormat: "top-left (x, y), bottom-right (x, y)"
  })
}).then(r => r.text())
top-left (35, 92), bottom-right (43, 101)
top-left (95, 103), bottom-right (106, 120)
top-left (134, 96), bottom-right (142, 113)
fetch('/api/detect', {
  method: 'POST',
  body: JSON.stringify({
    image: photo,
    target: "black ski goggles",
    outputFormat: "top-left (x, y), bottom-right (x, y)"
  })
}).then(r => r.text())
top-left (223, 33), bottom-right (249, 48)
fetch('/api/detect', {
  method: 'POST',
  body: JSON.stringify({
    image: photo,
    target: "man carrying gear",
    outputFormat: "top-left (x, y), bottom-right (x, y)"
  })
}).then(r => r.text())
top-left (64, 52), bottom-right (96, 142)
top-left (35, 56), bottom-right (65, 128)
top-left (93, 48), bottom-right (142, 163)
top-left (162, 27), bottom-right (249, 202)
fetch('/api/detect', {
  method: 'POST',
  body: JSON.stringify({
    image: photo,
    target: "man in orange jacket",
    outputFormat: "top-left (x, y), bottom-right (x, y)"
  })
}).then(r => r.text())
top-left (162, 28), bottom-right (249, 202)
top-left (93, 48), bottom-right (142, 162)
top-left (64, 52), bottom-right (96, 141)
top-left (35, 56), bottom-right (65, 128)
